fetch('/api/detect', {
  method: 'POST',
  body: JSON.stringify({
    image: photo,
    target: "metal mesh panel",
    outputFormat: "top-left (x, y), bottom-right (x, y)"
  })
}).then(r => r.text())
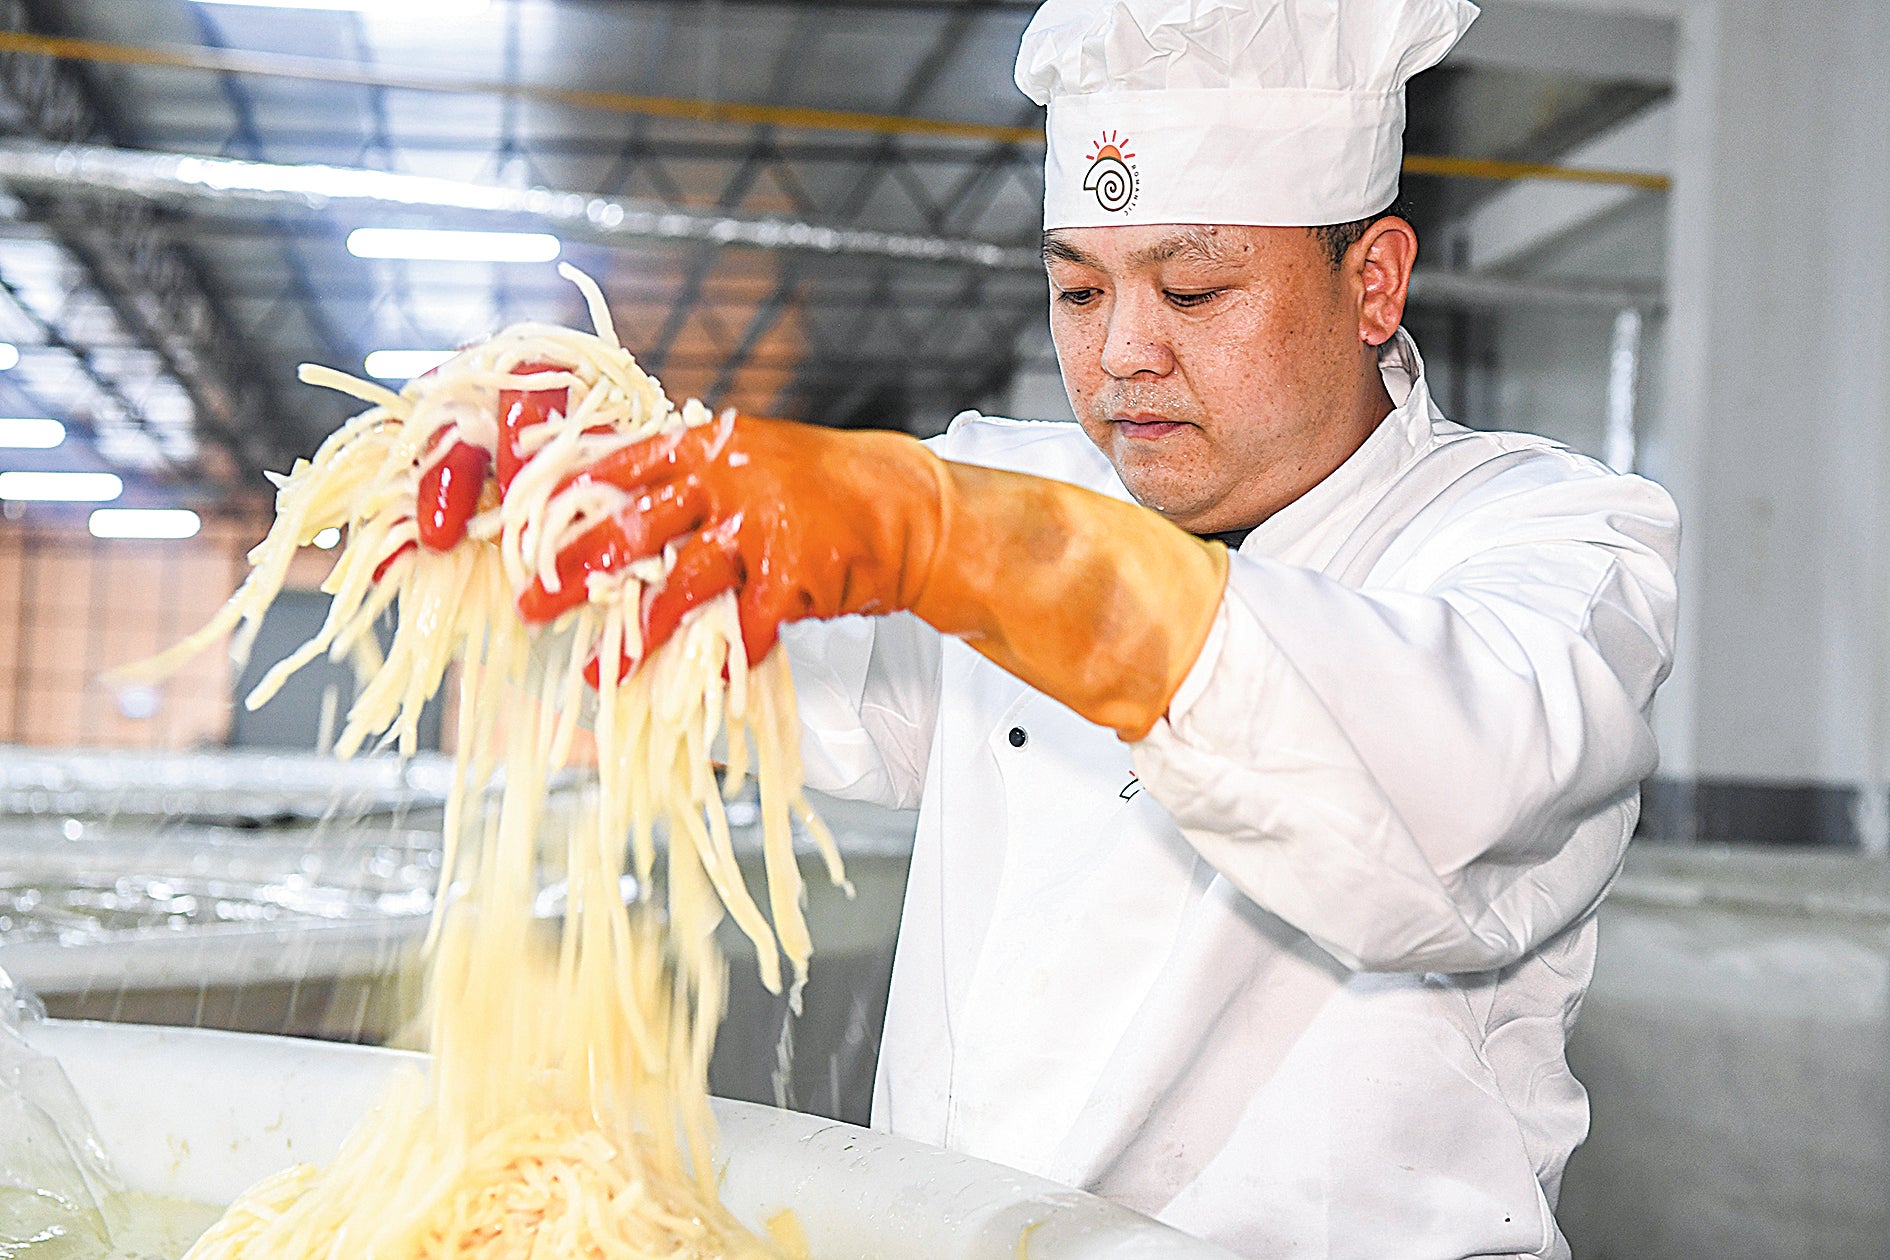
top-left (0, 741), bottom-right (914, 1125)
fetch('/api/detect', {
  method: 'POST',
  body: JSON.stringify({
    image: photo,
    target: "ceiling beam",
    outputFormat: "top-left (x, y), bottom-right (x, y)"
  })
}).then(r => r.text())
top-left (0, 141), bottom-right (1042, 270)
top-left (705, 266), bottom-right (800, 406)
top-left (0, 266), bottom-right (170, 458)
top-left (1458, 98), bottom-right (1672, 272)
top-left (186, 4), bottom-right (358, 376)
top-left (577, 0), bottom-right (1036, 11)
top-left (0, 3), bottom-right (298, 487)
top-left (644, 8), bottom-right (823, 375)
top-left (1408, 268), bottom-right (1663, 312)
top-left (0, 27), bottom-right (1043, 147)
top-left (829, 5), bottom-right (986, 224)
top-left (1446, 0), bottom-right (1675, 84)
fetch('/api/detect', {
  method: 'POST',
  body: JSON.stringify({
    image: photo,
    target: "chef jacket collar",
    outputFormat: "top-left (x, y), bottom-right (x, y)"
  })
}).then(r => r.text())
top-left (1236, 326), bottom-right (1434, 561)
top-left (1197, 524), bottom-right (1258, 550)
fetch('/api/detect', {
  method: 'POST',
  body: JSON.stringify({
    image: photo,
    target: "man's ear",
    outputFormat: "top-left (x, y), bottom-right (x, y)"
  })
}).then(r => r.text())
top-left (1353, 217), bottom-right (1417, 348)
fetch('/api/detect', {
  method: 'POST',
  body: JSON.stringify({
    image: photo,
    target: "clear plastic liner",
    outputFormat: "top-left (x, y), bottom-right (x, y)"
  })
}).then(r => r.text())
top-left (0, 968), bottom-right (120, 1257)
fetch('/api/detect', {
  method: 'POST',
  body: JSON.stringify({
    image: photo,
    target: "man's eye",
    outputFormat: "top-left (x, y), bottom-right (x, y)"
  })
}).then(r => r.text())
top-left (1055, 287), bottom-right (1100, 306)
top-left (1165, 289), bottom-right (1221, 309)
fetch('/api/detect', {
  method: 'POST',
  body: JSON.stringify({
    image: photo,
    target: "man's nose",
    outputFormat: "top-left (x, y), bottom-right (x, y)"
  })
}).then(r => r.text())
top-left (1099, 293), bottom-right (1175, 379)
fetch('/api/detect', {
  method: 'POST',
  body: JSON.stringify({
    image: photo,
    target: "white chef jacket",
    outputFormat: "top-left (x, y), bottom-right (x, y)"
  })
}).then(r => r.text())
top-left (782, 329), bottom-right (1679, 1260)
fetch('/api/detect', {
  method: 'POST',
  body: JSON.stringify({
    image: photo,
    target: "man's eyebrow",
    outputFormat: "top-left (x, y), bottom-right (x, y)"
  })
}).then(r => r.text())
top-left (1041, 233), bottom-right (1099, 267)
top-left (1041, 226), bottom-right (1234, 270)
top-left (1127, 227), bottom-right (1233, 268)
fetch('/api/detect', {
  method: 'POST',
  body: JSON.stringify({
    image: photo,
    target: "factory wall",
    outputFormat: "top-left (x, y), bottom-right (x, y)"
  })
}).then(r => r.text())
top-left (0, 521), bottom-right (247, 749)
top-left (0, 520), bottom-right (341, 750)
top-left (995, 322), bottom-right (1074, 424)
top-left (1648, 0), bottom-right (1890, 847)
top-left (1416, 164), bottom-right (1667, 467)
top-left (1408, 303), bottom-right (1628, 466)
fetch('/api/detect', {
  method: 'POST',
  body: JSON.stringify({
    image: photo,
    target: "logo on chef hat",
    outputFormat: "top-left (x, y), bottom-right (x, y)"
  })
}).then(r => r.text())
top-left (1083, 131), bottom-right (1138, 214)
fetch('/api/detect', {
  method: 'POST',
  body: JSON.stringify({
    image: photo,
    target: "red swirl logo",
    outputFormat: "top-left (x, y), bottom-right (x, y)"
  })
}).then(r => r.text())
top-left (1082, 131), bottom-right (1138, 213)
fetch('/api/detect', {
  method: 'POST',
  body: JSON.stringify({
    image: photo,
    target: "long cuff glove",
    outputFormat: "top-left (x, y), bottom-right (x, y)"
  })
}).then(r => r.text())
top-left (517, 414), bottom-right (1229, 742)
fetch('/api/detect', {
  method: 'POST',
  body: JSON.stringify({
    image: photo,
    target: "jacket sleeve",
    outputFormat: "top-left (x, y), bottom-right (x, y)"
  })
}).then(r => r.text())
top-left (781, 611), bottom-right (941, 810)
top-left (778, 425), bottom-right (987, 810)
top-left (1131, 464), bottom-right (1680, 974)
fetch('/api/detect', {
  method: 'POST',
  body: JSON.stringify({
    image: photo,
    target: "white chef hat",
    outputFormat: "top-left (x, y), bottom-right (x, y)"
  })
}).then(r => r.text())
top-left (1016, 0), bottom-right (1478, 229)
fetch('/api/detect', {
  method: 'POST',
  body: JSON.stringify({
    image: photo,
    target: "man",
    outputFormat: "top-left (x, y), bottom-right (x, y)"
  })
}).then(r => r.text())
top-left (537, 0), bottom-right (1680, 1254)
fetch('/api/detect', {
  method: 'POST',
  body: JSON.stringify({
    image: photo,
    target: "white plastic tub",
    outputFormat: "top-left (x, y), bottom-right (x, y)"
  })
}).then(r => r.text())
top-left (24, 1020), bottom-right (1235, 1259)
top-left (1559, 844), bottom-right (1890, 1260)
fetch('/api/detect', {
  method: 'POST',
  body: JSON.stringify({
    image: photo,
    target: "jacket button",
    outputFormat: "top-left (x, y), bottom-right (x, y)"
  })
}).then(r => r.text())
top-left (1008, 726), bottom-right (1028, 748)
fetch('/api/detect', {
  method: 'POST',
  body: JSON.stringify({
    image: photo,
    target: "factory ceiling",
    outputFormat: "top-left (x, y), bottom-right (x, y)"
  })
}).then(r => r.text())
top-left (0, 0), bottom-right (1672, 512)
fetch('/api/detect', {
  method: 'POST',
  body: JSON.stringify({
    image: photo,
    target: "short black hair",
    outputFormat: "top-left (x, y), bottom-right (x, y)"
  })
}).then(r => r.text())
top-left (1309, 200), bottom-right (1411, 269)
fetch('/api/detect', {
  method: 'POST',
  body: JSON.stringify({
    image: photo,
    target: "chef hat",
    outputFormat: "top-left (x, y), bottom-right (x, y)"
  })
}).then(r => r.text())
top-left (1016, 0), bottom-right (1478, 229)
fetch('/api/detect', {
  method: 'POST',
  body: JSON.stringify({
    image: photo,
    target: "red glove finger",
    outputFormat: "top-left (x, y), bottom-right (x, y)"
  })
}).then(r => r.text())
top-left (514, 482), bottom-right (705, 623)
top-left (576, 421), bottom-right (719, 497)
top-left (640, 520), bottom-right (743, 661)
top-left (735, 592), bottom-right (782, 668)
top-left (497, 362), bottom-right (569, 492)
top-left (734, 551), bottom-right (817, 667)
top-left (516, 517), bottom-right (634, 624)
top-left (416, 441), bottom-right (491, 552)
top-left (373, 540), bottom-right (415, 584)
top-left (581, 651), bottom-right (615, 690)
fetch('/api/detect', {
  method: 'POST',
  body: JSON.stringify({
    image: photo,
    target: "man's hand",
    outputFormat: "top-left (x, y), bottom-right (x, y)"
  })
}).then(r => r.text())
top-left (519, 413), bottom-right (1229, 743)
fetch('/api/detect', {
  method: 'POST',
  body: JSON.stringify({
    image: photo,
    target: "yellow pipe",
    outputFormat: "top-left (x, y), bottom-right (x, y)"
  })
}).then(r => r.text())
top-left (1402, 152), bottom-right (1670, 191)
top-left (0, 28), bottom-right (1673, 192)
top-left (0, 29), bottom-right (1042, 145)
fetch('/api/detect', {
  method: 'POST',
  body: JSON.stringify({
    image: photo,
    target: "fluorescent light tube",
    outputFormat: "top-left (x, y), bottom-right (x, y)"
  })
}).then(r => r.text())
top-left (89, 508), bottom-right (202, 540)
top-left (347, 228), bottom-right (561, 263)
top-left (364, 349), bottom-right (455, 380)
top-left (0, 418), bottom-right (65, 449)
top-left (195, 0), bottom-right (490, 14)
top-left (0, 343), bottom-right (19, 371)
top-left (0, 470), bottom-right (123, 502)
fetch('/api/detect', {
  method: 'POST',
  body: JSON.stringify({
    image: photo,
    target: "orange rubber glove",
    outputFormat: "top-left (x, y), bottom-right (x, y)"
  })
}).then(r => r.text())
top-left (367, 362), bottom-right (569, 585)
top-left (413, 362), bottom-right (569, 554)
top-left (518, 415), bottom-right (1228, 743)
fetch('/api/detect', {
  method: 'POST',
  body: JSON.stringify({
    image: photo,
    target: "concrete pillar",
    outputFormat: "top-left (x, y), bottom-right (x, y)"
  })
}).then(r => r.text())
top-left (1643, 0), bottom-right (1890, 848)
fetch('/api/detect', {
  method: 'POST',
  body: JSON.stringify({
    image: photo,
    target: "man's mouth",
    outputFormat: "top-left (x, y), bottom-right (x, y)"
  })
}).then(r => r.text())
top-left (1112, 413), bottom-right (1188, 440)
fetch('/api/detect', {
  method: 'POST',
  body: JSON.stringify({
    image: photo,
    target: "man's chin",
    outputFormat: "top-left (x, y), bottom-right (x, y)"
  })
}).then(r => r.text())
top-left (1113, 467), bottom-right (1217, 525)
